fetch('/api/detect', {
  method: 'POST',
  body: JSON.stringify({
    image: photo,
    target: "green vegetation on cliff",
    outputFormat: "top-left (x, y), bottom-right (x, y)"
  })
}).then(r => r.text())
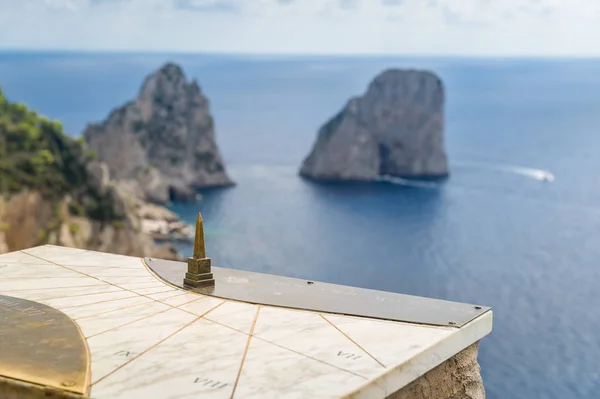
top-left (0, 87), bottom-right (122, 221)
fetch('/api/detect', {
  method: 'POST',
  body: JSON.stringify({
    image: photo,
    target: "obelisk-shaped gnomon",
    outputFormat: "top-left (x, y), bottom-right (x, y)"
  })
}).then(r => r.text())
top-left (183, 213), bottom-right (215, 288)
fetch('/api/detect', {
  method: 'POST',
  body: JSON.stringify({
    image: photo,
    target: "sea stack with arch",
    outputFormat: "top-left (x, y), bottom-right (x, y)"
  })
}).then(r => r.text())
top-left (83, 62), bottom-right (232, 204)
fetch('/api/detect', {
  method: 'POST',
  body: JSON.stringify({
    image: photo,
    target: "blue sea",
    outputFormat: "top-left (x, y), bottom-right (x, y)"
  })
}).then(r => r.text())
top-left (2, 52), bottom-right (600, 399)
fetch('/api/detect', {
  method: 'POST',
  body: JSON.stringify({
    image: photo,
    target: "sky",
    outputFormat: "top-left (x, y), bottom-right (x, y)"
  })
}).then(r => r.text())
top-left (1, 0), bottom-right (600, 56)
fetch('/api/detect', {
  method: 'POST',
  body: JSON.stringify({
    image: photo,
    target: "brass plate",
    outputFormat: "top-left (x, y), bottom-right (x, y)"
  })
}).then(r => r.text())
top-left (145, 258), bottom-right (490, 328)
top-left (0, 295), bottom-right (89, 395)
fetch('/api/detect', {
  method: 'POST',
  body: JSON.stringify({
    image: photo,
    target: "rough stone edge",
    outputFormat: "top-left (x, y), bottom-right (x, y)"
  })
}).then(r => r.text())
top-left (386, 342), bottom-right (485, 399)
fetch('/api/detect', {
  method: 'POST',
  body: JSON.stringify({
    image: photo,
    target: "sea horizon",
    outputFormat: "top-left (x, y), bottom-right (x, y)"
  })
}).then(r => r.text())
top-left (5, 48), bottom-right (600, 59)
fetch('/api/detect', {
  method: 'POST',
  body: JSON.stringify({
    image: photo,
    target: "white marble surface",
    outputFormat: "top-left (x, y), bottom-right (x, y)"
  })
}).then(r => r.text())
top-left (253, 307), bottom-right (387, 378)
top-left (91, 317), bottom-right (250, 399)
top-left (92, 275), bottom-right (162, 285)
top-left (87, 308), bottom-right (197, 383)
top-left (147, 290), bottom-right (197, 301)
top-left (321, 314), bottom-right (453, 368)
top-left (204, 300), bottom-right (259, 333)
top-left (129, 286), bottom-right (178, 295)
top-left (234, 337), bottom-right (379, 399)
top-left (43, 290), bottom-right (137, 308)
top-left (160, 292), bottom-right (205, 307)
top-left (0, 284), bottom-right (124, 301)
top-left (0, 245), bottom-right (493, 399)
top-left (178, 296), bottom-right (225, 316)
top-left (0, 276), bottom-right (104, 291)
top-left (66, 296), bottom-right (154, 321)
top-left (0, 250), bottom-right (53, 264)
top-left (76, 300), bottom-right (172, 337)
top-left (117, 281), bottom-right (171, 290)
top-left (0, 262), bottom-right (85, 279)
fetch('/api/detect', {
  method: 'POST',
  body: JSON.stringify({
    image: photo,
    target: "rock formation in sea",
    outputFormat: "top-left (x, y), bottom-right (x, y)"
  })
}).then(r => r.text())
top-left (84, 62), bottom-right (232, 204)
top-left (300, 69), bottom-right (448, 181)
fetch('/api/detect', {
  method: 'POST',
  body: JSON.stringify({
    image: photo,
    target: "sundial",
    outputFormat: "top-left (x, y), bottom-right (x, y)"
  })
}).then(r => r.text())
top-left (0, 214), bottom-right (492, 399)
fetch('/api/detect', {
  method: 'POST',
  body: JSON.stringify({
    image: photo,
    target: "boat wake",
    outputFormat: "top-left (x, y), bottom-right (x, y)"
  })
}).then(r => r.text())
top-left (378, 161), bottom-right (554, 190)
top-left (452, 162), bottom-right (555, 182)
top-left (378, 175), bottom-right (440, 189)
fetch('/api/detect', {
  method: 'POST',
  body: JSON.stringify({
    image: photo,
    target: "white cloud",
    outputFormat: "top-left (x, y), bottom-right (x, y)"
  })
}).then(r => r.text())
top-left (0, 0), bottom-right (599, 56)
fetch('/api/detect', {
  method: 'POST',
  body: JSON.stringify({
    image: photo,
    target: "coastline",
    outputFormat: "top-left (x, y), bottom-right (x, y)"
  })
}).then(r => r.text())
top-left (138, 203), bottom-right (194, 246)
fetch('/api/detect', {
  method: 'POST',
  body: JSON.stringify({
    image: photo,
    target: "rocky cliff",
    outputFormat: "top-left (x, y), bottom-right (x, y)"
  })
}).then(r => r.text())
top-left (0, 86), bottom-right (178, 259)
top-left (84, 63), bottom-right (232, 204)
top-left (300, 69), bottom-right (448, 181)
top-left (0, 189), bottom-right (177, 260)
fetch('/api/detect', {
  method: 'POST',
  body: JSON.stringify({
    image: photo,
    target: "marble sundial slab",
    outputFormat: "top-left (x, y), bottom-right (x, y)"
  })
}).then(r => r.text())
top-left (0, 245), bottom-right (493, 399)
top-left (145, 257), bottom-right (490, 328)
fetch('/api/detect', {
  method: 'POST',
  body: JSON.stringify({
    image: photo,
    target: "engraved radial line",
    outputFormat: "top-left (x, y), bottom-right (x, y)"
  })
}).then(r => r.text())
top-left (128, 288), bottom-right (175, 295)
top-left (21, 251), bottom-right (198, 316)
top-left (0, 262), bottom-right (54, 265)
top-left (91, 301), bottom-right (226, 386)
top-left (175, 296), bottom-right (206, 308)
top-left (159, 292), bottom-right (191, 301)
top-left (172, 296), bottom-right (205, 308)
top-left (74, 275), bottom-right (156, 278)
top-left (0, 276), bottom-right (88, 280)
top-left (3, 251), bottom-right (46, 263)
top-left (0, 284), bottom-right (106, 292)
top-left (320, 314), bottom-right (387, 368)
top-left (85, 307), bottom-right (173, 339)
top-left (230, 306), bottom-right (261, 399)
top-left (251, 336), bottom-right (368, 378)
top-left (62, 264), bottom-right (140, 270)
top-left (74, 300), bottom-right (154, 321)
top-left (204, 319), bottom-right (246, 334)
top-left (201, 316), bottom-right (370, 378)
top-left (23, 288), bottom-right (125, 301)
top-left (60, 295), bottom-right (138, 310)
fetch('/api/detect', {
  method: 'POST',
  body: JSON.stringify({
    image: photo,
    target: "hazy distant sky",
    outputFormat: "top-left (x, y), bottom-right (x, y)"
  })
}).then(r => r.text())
top-left (1, 0), bottom-right (599, 56)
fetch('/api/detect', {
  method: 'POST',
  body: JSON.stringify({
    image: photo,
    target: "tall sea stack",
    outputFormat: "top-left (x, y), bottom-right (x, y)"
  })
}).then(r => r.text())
top-left (300, 69), bottom-right (448, 181)
top-left (84, 63), bottom-right (232, 204)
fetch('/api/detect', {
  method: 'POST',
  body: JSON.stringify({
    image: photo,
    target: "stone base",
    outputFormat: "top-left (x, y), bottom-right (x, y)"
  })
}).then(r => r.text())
top-left (387, 343), bottom-right (485, 399)
top-left (183, 274), bottom-right (215, 288)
